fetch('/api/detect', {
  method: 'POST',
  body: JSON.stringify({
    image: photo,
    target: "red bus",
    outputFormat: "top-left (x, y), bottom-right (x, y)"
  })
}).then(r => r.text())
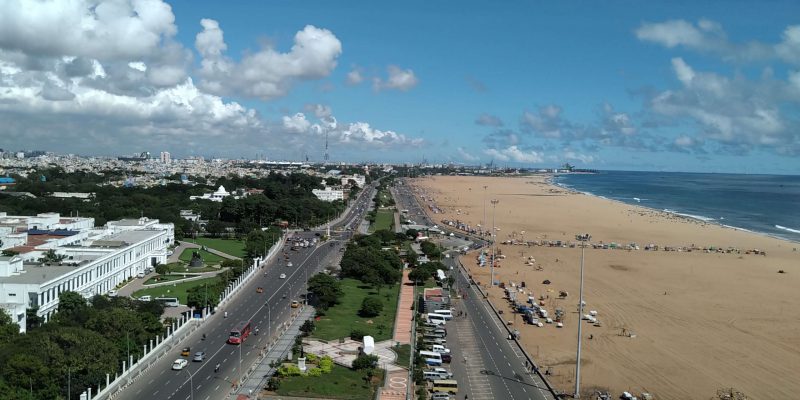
top-left (227, 320), bottom-right (252, 344)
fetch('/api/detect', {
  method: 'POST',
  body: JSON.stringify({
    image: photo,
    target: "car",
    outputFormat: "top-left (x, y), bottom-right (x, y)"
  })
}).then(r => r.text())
top-left (172, 359), bottom-right (188, 370)
top-left (108, 289), bottom-right (117, 296)
top-left (287, 262), bottom-right (293, 267)
top-left (291, 300), bottom-right (300, 308)
top-left (279, 273), bottom-right (286, 279)
top-left (192, 351), bottom-right (206, 362)
top-left (431, 392), bottom-right (451, 400)
top-left (256, 287), bottom-right (263, 293)
top-left (181, 347), bottom-right (191, 356)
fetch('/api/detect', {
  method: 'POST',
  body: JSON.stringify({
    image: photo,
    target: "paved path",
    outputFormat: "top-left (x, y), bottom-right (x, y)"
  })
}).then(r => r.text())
top-left (392, 270), bottom-right (414, 345)
top-left (304, 339), bottom-right (402, 372)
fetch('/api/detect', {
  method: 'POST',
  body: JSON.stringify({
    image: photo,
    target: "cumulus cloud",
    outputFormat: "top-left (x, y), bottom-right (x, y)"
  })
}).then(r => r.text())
top-left (648, 57), bottom-right (799, 155)
top-left (346, 66), bottom-right (364, 85)
top-left (456, 147), bottom-right (479, 162)
top-left (475, 113), bottom-right (504, 127)
top-left (196, 20), bottom-right (342, 99)
top-left (484, 146), bottom-right (544, 163)
top-left (521, 105), bottom-right (585, 139)
top-left (373, 65), bottom-right (418, 91)
top-left (636, 19), bottom-right (799, 64)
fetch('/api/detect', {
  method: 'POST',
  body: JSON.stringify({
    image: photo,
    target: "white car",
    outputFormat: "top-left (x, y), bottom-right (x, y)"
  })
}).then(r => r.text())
top-left (287, 262), bottom-right (293, 267)
top-left (172, 359), bottom-right (188, 370)
top-left (279, 273), bottom-right (286, 279)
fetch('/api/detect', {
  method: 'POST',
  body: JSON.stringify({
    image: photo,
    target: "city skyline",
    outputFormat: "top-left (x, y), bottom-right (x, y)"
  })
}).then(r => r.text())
top-left (1, 1), bottom-right (799, 173)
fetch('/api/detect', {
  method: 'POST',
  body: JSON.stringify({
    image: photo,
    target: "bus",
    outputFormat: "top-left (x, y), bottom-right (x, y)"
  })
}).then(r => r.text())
top-left (154, 297), bottom-right (180, 307)
top-left (432, 379), bottom-right (458, 394)
top-left (419, 350), bottom-right (442, 366)
top-left (227, 320), bottom-right (252, 344)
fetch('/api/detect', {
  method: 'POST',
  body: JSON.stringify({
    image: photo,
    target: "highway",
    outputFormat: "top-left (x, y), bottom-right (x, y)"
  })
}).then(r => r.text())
top-left (115, 183), bottom-right (376, 400)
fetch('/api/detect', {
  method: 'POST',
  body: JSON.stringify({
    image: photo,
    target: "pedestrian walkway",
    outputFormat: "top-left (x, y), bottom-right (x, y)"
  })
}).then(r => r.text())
top-left (303, 339), bottom-right (401, 372)
top-left (392, 269), bottom-right (414, 345)
top-left (236, 306), bottom-right (316, 397)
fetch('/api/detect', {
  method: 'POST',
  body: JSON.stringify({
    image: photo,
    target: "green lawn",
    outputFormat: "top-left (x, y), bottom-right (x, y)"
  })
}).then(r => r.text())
top-left (369, 209), bottom-right (394, 233)
top-left (132, 276), bottom-right (220, 304)
top-left (178, 248), bottom-right (227, 264)
top-left (143, 274), bottom-right (193, 285)
top-left (313, 278), bottom-right (400, 341)
top-left (275, 364), bottom-right (383, 399)
top-left (185, 237), bottom-right (246, 258)
top-left (393, 344), bottom-right (411, 367)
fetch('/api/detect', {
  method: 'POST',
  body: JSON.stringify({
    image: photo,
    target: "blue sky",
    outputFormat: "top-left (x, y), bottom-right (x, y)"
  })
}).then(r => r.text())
top-left (0, 1), bottom-right (798, 173)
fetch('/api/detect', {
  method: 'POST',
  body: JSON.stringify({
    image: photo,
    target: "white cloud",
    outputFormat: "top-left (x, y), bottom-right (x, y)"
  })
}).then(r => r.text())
top-left (277, 110), bottom-right (423, 149)
top-left (346, 67), bottom-right (363, 85)
top-left (521, 105), bottom-right (577, 139)
top-left (484, 146), bottom-right (544, 163)
top-left (282, 113), bottom-right (312, 134)
top-left (196, 20), bottom-right (342, 100)
top-left (456, 147), bottom-right (479, 162)
top-left (373, 65), bottom-right (418, 91)
top-left (475, 113), bottom-right (504, 127)
top-left (562, 151), bottom-right (595, 164)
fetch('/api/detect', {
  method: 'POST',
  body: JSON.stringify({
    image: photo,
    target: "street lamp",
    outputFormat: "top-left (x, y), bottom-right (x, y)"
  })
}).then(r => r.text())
top-left (490, 199), bottom-right (499, 286)
top-left (182, 369), bottom-right (194, 400)
top-left (482, 185), bottom-right (488, 236)
top-left (574, 233), bottom-right (591, 399)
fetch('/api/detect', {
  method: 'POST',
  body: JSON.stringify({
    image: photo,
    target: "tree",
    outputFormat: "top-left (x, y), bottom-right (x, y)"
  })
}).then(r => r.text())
top-left (352, 353), bottom-right (379, 370)
top-left (375, 229), bottom-right (395, 245)
top-left (420, 241), bottom-right (441, 259)
top-left (359, 296), bottom-right (384, 317)
top-left (405, 229), bottom-right (419, 239)
top-left (53, 291), bottom-right (90, 326)
top-left (0, 310), bottom-right (20, 344)
top-left (307, 273), bottom-right (343, 310)
top-left (155, 263), bottom-right (171, 275)
top-left (299, 319), bottom-right (315, 336)
top-left (205, 220), bottom-right (226, 237)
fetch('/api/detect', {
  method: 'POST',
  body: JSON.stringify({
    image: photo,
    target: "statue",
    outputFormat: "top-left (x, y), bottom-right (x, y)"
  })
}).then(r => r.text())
top-left (189, 251), bottom-right (204, 268)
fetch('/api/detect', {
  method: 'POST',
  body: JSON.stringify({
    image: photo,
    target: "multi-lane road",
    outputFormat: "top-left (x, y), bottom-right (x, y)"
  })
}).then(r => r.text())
top-left (115, 183), bottom-right (376, 400)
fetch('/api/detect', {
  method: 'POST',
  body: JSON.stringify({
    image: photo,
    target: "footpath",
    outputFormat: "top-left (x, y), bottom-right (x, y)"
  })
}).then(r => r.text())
top-left (378, 269), bottom-right (415, 400)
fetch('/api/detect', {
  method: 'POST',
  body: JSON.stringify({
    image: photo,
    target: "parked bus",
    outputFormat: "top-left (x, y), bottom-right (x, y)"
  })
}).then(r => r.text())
top-left (432, 379), bottom-right (458, 394)
top-left (419, 350), bottom-right (442, 366)
top-left (154, 297), bottom-right (180, 307)
top-left (227, 320), bottom-right (252, 344)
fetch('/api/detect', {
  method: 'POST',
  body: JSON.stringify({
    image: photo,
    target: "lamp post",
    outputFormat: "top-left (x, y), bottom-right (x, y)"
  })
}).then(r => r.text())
top-left (574, 233), bottom-right (591, 399)
top-left (490, 199), bottom-right (499, 286)
top-left (182, 369), bottom-right (194, 400)
top-left (482, 185), bottom-right (488, 236)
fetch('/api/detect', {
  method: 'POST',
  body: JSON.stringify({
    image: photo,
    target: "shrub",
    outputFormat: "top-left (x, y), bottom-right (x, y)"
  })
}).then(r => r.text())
top-left (350, 328), bottom-right (367, 341)
top-left (319, 356), bottom-right (333, 373)
top-left (306, 353), bottom-right (318, 363)
top-left (352, 353), bottom-right (379, 370)
top-left (307, 367), bottom-right (322, 377)
top-left (277, 364), bottom-right (303, 376)
top-left (359, 296), bottom-right (384, 317)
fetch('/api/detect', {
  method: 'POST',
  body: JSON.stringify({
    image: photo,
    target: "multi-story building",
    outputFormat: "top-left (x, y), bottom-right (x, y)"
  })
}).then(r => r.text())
top-left (312, 186), bottom-right (345, 202)
top-left (0, 213), bottom-right (174, 333)
top-left (160, 151), bottom-right (171, 164)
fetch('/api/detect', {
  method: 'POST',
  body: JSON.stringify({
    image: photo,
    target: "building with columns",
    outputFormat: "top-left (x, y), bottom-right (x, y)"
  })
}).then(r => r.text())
top-left (0, 213), bottom-right (174, 333)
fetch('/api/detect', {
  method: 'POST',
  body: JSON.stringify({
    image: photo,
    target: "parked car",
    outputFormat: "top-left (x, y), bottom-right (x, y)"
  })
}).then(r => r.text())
top-left (279, 273), bottom-right (286, 279)
top-left (287, 262), bottom-right (293, 267)
top-left (172, 359), bottom-right (188, 370)
top-left (192, 351), bottom-right (206, 362)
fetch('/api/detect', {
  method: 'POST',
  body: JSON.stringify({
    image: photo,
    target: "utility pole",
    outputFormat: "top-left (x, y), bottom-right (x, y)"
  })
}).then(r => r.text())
top-left (482, 185), bottom-right (488, 236)
top-left (574, 233), bottom-right (591, 398)
top-left (490, 199), bottom-right (499, 286)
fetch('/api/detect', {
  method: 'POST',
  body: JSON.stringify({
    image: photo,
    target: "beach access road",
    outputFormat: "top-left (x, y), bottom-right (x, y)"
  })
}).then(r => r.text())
top-left (445, 253), bottom-right (555, 400)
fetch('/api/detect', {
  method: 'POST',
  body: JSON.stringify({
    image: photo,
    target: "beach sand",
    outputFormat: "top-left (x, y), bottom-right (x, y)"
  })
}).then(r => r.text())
top-left (411, 175), bottom-right (800, 400)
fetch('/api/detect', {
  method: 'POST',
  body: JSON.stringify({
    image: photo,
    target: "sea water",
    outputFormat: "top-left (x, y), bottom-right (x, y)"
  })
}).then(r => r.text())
top-left (554, 171), bottom-right (800, 243)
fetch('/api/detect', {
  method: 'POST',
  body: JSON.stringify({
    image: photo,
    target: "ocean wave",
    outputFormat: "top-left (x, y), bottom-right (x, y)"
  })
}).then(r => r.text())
top-left (663, 209), bottom-right (717, 222)
top-left (775, 225), bottom-right (800, 234)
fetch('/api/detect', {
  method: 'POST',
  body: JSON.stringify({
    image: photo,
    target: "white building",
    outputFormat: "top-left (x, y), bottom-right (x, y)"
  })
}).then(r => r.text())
top-left (160, 151), bottom-right (171, 164)
top-left (189, 185), bottom-right (231, 202)
top-left (340, 174), bottom-right (366, 188)
top-left (0, 213), bottom-right (174, 333)
top-left (312, 187), bottom-right (345, 202)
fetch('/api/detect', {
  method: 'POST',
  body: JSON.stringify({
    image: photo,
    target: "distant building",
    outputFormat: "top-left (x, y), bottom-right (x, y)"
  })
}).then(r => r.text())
top-left (160, 151), bottom-right (171, 164)
top-left (189, 185), bottom-right (231, 202)
top-left (0, 213), bottom-right (173, 333)
top-left (340, 174), bottom-right (366, 188)
top-left (312, 187), bottom-right (345, 202)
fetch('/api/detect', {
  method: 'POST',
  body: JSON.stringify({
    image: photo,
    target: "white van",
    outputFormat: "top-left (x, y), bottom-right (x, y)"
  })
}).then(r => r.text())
top-left (423, 371), bottom-right (447, 381)
top-left (426, 313), bottom-right (447, 325)
top-left (430, 309), bottom-right (453, 320)
top-left (138, 295), bottom-right (152, 302)
top-left (419, 350), bottom-right (442, 366)
top-left (430, 344), bottom-right (450, 354)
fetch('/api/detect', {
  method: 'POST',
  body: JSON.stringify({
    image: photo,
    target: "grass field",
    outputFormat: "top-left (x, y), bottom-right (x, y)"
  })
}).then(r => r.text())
top-left (275, 364), bottom-right (383, 399)
top-left (185, 237), bottom-right (246, 258)
top-left (313, 278), bottom-right (400, 341)
top-left (369, 209), bottom-right (394, 233)
top-left (393, 344), bottom-right (411, 367)
top-left (132, 276), bottom-right (220, 304)
top-left (178, 248), bottom-right (227, 264)
top-left (143, 274), bottom-right (193, 285)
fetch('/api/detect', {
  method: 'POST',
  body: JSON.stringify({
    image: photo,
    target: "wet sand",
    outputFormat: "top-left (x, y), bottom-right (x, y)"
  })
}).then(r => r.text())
top-left (411, 175), bottom-right (800, 400)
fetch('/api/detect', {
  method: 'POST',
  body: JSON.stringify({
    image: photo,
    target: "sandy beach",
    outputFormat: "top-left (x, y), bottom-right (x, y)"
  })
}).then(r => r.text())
top-left (411, 175), bottom-right (800, 400)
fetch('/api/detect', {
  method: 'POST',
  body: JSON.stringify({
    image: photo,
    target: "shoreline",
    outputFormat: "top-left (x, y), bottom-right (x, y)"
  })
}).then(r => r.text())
top-left (551, 175), bottom-right (800, 245)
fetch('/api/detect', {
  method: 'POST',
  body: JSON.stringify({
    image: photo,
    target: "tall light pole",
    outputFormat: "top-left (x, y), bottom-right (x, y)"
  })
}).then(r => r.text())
top-left (482, 185), bottom-right (488, 237)
top-left (490, 199), bottom-right (499, 286)
top-left (574, 233), bottom-right (591, 399)
top-left (182, 369), bottom-right (194, 400)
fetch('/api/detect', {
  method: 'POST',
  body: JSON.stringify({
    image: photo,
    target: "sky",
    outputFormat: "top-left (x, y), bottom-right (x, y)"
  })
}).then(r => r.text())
top-left (0, 1), bottom-right (799, 174)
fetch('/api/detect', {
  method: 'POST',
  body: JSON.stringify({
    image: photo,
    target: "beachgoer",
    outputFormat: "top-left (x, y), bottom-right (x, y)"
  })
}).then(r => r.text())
top-left (202, 333), bottom-right (206, 340)
top-left (215, 363), bottom-right (220, 373)
top-left (224, 311), bottom-right (228, 318)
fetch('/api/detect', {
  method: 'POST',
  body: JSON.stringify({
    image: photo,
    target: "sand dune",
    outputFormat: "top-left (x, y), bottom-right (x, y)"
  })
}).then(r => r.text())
top-left (412, 175), bottom-right (800, 400)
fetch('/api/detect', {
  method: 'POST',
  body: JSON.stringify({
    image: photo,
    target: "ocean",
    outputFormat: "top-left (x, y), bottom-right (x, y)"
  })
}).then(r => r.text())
top-left (553, 171), bottom-right (800, 243)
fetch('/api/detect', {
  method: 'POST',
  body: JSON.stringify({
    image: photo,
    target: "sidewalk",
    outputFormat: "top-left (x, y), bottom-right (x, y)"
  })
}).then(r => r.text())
top-left (236, 306), bottom-right (316, 397)
top-left (378, 269), bottom-right (414, 400)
